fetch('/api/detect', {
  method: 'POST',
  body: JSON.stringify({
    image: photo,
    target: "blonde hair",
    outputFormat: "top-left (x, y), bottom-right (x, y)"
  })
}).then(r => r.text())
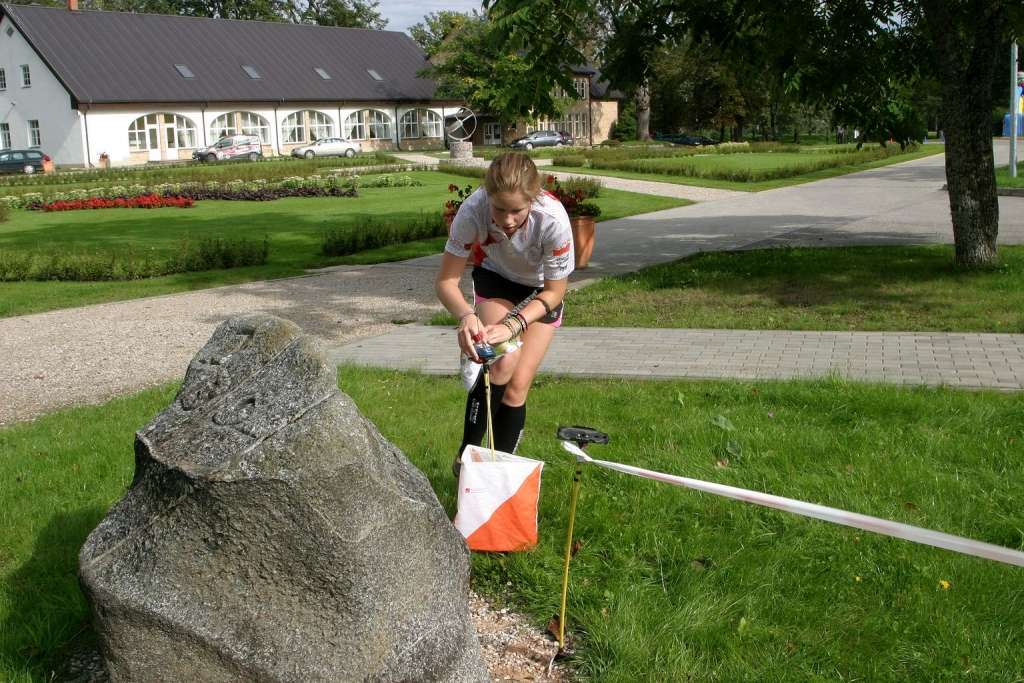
top-left (484, 153), bottom-right (541, 200)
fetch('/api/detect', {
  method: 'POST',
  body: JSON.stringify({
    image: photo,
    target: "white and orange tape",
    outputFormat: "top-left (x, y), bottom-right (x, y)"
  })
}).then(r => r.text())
top-left (561, 441), bottom-right (1024, 567)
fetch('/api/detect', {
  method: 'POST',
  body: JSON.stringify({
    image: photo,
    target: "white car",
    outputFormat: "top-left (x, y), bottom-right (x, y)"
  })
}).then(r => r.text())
top-left (193, 134), bottom-right (263, 162)
top-left (291, 137), bottom-right (361, 159)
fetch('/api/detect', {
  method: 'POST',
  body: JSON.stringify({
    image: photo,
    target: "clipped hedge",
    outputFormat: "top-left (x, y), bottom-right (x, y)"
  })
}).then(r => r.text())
top-left (0, 152), bottom-right (399, 190)
top-left (589, 144), bottom-right (916, 182)
top-left (0, 236), bottom-right (269, 281)
top-left (321, 213), bottom-right (445, 257)
top-left (436, 162), bottom-right (487, 179)
top-left (552, 154), bottom-right (586, 167)
top-left (2, 174), bottom-right (361, 209)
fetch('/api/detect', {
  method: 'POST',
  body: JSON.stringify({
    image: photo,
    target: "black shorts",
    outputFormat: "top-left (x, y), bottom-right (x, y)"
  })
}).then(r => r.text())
top-left (472, 267), bottom-right (564, 326)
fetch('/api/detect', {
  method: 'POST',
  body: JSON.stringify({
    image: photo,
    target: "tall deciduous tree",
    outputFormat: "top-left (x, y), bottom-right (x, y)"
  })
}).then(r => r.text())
top-left (410, 10), bottom-right (474, 57)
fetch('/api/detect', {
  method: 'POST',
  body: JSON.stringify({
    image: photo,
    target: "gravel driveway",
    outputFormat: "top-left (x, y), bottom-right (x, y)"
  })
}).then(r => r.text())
top-left (0, 262), bottom-right (459, 426)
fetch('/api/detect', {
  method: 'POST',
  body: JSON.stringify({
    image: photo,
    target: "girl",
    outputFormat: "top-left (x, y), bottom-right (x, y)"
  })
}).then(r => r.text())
top-left (435, 153), bottom-right (574, 474)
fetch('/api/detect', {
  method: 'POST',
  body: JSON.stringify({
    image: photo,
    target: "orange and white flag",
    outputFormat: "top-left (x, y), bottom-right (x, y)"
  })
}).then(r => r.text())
top-left (454, 445), bottom-right (544, 552)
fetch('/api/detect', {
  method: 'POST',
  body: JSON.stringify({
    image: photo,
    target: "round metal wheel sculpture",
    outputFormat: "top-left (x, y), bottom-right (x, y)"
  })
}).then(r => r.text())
top-left (446, 108), bottom-right (477, 142)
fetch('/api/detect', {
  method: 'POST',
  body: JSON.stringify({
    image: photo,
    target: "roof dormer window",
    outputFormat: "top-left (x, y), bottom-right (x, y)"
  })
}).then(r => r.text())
top-left (314, 67), bottom-right (331, 80)
top-left (366, 69), bottom-right (382, 81)
top-left (174, 64), bottom-right (195, 79)
top-left (242, 65), bottom-right (261, 79)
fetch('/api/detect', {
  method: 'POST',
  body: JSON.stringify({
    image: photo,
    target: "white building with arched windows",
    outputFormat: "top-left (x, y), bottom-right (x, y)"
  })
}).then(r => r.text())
top-left (0, 2), bottom-right (460, 167)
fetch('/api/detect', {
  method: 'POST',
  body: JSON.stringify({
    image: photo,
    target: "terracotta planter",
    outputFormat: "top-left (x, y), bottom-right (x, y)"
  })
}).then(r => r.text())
top-left (570, 215), bottom-right (596, 268)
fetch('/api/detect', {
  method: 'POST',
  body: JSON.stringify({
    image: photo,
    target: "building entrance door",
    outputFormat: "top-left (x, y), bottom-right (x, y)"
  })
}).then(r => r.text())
top-left (145, 117), bottom-right (161, 162)
top-left (484, 122), bottom-right (501, 146)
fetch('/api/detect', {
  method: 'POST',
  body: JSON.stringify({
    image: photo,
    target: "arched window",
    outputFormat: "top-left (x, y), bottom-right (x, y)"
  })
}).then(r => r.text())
top-left (128, 113), bottom-right (197, 151)
top-left (209, 111), bottom-right (271, 143)
top-left (344, 109), bottom-right (392, 141)
top-left (399, 109), bottom-right (442, 139)
top-left (281, 110), bottom-right (334, 144)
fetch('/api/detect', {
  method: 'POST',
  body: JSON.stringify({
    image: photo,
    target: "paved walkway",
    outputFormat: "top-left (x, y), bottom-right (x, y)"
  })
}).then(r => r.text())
top-left (330, 327), bottom-right (1024, 391)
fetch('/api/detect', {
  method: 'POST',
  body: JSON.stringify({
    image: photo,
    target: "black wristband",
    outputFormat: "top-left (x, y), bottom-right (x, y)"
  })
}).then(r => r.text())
top-left (538, 298), bottom-right (553, 315)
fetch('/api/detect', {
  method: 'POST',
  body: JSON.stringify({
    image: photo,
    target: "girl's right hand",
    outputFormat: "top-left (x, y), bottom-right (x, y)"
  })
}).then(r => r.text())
top-left (457, 312), bottom-right (485, 362)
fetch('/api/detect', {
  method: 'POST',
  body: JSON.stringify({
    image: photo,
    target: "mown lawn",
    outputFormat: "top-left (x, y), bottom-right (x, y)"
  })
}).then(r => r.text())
top-left (2, 370), bottom-right (1022, 681)
top-left (996, 161), bottom-right (1024, 188)
top-left (0, 171), bottom-right (687, 317)
top-left (549, 144), bottom-right (946, 191)
top-left (566, 245), bottom-right (1024, 333)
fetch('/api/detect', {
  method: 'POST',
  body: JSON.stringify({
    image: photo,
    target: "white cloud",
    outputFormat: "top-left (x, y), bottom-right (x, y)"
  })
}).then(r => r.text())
top-left (375, 0), bottom-right (484, 34)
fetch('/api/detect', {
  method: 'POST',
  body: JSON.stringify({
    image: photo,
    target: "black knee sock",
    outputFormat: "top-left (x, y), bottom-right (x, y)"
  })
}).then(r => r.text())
top-left (492, 401), bottom-right (526, 454)
top-left (458, 375), bottom-right (506, 456)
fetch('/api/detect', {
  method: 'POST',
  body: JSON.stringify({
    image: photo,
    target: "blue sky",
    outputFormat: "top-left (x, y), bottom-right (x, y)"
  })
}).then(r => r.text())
top-left (374, 0), bottom-right (483, 34)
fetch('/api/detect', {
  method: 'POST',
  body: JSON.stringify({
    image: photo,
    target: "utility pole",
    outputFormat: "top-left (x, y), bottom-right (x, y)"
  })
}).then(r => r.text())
top-left (1012, 41), bottom-right (1019, 178)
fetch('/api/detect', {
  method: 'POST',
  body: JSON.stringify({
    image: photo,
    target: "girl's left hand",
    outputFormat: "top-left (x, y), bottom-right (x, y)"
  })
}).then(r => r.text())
top-left (482, 323), bottom-right (515, 345)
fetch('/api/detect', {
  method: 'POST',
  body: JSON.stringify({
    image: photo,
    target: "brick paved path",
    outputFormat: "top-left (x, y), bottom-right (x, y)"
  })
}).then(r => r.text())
top-left (329, 326), bottom-right (1024, 391)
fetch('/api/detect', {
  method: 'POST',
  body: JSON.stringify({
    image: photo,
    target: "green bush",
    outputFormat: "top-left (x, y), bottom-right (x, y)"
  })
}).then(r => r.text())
top-left (590, 144), bottom-right (913, 182)
top-left (0, 237), bottom-right (269, 281)
top-left (436, 163), bottom-right (487, 179)
top-left (552, 153), bottom-right (586, 167)
top-left (321, 213), bottom-right (445, 257)
top-left (554, 175), bottom-right (603, 199)
top-left (360, 173), bottom-right (424, 188)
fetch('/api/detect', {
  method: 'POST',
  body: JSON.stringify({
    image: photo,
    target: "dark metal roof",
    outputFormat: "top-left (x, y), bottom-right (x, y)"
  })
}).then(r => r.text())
top-left (0, 3), bottom-right (442, 105)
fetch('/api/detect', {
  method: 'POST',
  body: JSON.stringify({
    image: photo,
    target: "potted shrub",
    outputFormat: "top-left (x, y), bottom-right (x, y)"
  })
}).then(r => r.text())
top-left (543, 175), bottom-right (601, 268)
top-left (568, 201), bottom-right (601, 268)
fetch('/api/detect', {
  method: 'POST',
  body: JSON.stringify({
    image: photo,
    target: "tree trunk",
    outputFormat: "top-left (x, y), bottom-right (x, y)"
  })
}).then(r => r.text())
top-left (920, 0), bottom-right (1004, 268)
top-left (636, 80), bottom-right (651, 140)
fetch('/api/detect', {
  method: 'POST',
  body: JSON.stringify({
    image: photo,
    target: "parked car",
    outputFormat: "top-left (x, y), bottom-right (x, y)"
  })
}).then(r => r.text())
top-left (0, 149), bottom-right (47, 174)
top-left (509, 130), bottom-right (565, 150)
top-left (193, 134), bottom-right (263, 162)
top-left (290, 137), bottom-right (361, 159)
top-left (655, 133), bottom-right (719, 146)
top-left (557, 131), bottom-right (573, 145)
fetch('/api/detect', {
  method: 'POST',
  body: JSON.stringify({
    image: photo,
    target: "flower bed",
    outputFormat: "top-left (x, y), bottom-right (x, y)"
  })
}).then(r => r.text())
top-left (41, 195), bottom-right (194, 211)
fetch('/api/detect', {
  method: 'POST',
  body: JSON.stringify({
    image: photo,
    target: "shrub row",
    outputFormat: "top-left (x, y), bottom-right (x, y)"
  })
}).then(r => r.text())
top-left (436, 162), bottom-right (487, 179)
top-left (589, 144), bottom-right (916, 182)
top-left (0, 236), bottom-right (269, 281)
top-left (4, 174), bottom-right (361, 209)
top-left (321, 214), bottom-right (446, 256)
top-left (0, 152), bottom-right (399, 189)
top-left (359, 173), bottom-right (423, 188)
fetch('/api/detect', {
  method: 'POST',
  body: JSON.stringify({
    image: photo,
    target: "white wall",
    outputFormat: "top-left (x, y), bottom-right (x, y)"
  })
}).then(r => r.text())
top-left (0, 14), bottom-right (84, 165)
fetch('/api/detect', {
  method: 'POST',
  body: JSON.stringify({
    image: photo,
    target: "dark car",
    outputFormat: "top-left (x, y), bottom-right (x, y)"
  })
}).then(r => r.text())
top-left (0, 149), bottom-right (47, 174)
top-left (509, 130), bottom-right (565, 150)
top-left (655, 133), bottom-right (719, 146)
top-left (557, 131), bottom-right (573, 145)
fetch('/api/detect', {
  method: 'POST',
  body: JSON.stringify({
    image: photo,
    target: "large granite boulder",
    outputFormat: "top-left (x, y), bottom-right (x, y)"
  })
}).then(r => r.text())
top-left (79, 314), bottom-right (489, 682)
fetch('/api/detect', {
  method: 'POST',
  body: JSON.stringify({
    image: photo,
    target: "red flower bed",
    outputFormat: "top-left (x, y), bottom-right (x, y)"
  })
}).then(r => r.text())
top-left (41, 194), bottom-right (194, 212)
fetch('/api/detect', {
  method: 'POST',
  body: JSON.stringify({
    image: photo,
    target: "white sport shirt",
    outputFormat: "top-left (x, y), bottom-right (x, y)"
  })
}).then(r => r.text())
top-left (445, 187), bottom-right (574, 287)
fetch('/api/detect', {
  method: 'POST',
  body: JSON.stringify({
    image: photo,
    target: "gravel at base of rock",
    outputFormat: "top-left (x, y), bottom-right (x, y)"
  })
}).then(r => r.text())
top-left (60, 591), bottom-right (570, 683)
top-left (470, 591), bottom-right (571, 682)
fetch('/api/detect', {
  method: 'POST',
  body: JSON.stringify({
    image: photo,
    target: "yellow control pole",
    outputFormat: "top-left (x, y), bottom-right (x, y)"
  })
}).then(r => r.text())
top-left (484, 366), bottom-right (495, 460)
top-left (558, 457), bottom-right (584, 649)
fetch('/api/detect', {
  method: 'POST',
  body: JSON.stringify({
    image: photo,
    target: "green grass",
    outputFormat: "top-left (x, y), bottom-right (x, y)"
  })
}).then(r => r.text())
top-left (549, 144), bottom-right (945, 192)
top-left (566, 245), bottom-right (1024, 333)
top-left (3, 371), bottom-right (1023, 681)
top-left (0, 172), bottom-right (687, 317)
top-left (996, 161), bottom-right (1024, 189)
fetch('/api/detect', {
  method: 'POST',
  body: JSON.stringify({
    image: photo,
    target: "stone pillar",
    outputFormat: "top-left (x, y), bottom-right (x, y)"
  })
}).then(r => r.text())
top-left (449, 140), bottom-right (474, 163)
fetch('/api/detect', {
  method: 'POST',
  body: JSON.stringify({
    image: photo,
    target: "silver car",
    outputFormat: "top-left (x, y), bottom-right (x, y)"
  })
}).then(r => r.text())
top-left (291, 137), bottom-right (361, 159)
